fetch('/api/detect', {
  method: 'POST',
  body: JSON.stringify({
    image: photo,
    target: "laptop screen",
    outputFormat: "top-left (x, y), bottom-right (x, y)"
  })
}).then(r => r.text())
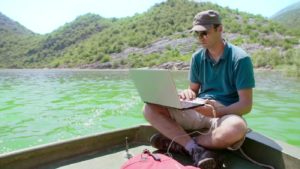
top-left (129, 69), bottom-right (183, 108)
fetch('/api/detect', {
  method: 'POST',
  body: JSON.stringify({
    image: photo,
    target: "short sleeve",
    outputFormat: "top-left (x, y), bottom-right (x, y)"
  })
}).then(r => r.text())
top-left (189, 54), bottom-right (200, 84)
top-left (234, 57), bottom-right (255, 90)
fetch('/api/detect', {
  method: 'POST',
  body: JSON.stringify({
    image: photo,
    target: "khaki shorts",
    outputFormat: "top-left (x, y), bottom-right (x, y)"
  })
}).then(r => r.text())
top-left (168, 108), bottom-right (246, 150)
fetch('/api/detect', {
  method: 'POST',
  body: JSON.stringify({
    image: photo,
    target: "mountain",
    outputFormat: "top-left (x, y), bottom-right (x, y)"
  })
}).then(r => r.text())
top-left (0, 12), bottom-right (41, 68)
top-left (23, 13), bottom-right (114, 67)
top-left (0, 12), bottom-right (33, 35)
top-left (0, 0), bottom-right (299, 69)
top-left (271, 1), bottom-right (300, 34)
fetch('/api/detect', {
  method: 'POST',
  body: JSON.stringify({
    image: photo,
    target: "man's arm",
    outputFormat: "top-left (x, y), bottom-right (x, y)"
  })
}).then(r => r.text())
top-left (194, 88), bottom-right (253, 117)
top-left (217, 88), bottom-right (253, 116)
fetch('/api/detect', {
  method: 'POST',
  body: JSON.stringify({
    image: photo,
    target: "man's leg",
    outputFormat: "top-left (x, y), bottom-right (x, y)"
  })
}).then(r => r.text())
top-left (144, 103), bottom-right (218, 168)
top-left (195, 115), bottom-right (248, 149)
top-left (143, 103), bottom-right (192, 147)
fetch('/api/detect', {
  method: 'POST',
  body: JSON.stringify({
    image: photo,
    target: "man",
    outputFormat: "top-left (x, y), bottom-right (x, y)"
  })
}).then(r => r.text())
top-left (143, 10), bottom-right (255, 169)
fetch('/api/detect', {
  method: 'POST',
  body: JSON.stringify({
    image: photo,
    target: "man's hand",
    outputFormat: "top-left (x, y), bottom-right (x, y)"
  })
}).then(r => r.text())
top-left (178, 89), bottom-right (196, 100)
top-left (205, 99), bottom-right (225, 110)
top-left (194, 99), bottom-right (226, 117)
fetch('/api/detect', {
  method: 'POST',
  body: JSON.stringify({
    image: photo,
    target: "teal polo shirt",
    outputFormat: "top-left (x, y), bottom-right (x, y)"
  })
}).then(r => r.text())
top-left (189, 42), bottom-right (255, 106)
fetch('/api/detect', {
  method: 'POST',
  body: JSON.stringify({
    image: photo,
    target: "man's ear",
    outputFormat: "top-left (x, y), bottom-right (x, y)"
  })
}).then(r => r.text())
top-left (218, 25), bottom-right (223, 33)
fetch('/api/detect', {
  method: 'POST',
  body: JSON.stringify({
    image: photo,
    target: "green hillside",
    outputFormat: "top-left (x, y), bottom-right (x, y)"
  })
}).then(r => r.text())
top-left (39, 0), bottom-right (296, 68)
top-left (0, 12), bottom-right (33, 35)
top-left (23, 13), bottom-right (114, 67)
top-left (0, 0), bottom-right (299, 75)
top-left (271, 1), bottom-right (300, 35)
top-left (0, 12), bottom-right (42, 68)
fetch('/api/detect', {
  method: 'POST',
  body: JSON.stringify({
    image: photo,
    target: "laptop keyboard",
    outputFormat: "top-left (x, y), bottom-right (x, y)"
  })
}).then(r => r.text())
top-left (180, 100), bottom-right (199, 108)
top-left (180, 98), bottom-right (205, 108)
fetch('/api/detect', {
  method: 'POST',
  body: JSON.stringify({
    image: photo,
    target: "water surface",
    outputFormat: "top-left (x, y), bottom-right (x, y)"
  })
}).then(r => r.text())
top-left (0, 69), bottom-right (299, 153)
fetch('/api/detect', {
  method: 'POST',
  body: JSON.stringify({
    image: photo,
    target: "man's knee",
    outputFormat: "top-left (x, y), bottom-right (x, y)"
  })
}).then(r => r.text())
top-left (143, 103), bottom-right (170, 122)
top-left (214, 115), bottom-right (247, 146)
top-left (228, 116), bottom-right (247, 138)
top-left (220, 115), bottom-right (247, 132)
top-left (143, 104), bottom-right (153, 121)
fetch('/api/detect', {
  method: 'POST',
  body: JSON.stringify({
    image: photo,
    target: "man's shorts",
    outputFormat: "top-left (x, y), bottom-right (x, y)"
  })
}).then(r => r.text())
top-left (168, 108), bottom-right (246, 150)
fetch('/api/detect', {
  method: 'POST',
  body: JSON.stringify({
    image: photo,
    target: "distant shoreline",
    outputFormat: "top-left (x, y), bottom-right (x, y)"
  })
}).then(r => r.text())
top-left (0, 68), bottom-right (279, 72)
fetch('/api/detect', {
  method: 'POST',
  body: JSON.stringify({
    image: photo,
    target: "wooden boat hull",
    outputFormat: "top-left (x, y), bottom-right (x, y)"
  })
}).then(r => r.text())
top-left (0, 125), bottom-right (299, 169)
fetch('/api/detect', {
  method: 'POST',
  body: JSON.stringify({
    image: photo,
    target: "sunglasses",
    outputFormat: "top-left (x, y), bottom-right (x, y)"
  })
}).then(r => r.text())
top-left (193, 31), bottom-right (208, 38)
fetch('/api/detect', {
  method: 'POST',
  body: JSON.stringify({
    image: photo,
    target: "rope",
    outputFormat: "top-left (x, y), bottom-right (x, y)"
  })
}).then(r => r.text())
top-left (165, 104), bottom-right (275, 169)
top-left (166, 103), bottom-right (217, 156)
top-left (239, 148), bottom-right (275, 169)
top-left (204, 103), bottom-right (216, 118)
top-left (166, 118), bottom-right (218, 157)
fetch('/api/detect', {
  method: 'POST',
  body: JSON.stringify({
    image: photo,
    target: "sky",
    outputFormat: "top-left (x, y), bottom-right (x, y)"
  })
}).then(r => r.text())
top-left (0, 0), bottom-right (299, 34)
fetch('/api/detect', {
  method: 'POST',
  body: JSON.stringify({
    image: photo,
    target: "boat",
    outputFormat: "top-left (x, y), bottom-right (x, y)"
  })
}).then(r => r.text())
top-left (0, 124), bottom-right (299, 169)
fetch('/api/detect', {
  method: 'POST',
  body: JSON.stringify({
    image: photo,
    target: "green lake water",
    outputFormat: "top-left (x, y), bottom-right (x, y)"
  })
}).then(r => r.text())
top-left (0, 69), bottom-right (299, 154)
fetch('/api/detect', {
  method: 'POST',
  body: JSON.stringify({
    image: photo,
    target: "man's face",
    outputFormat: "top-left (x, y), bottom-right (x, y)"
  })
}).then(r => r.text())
top-left (193, 25), bottom-right (221, 49)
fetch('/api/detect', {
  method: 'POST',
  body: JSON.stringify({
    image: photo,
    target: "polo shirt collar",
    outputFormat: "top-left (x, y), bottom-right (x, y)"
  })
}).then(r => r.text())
top-left (204, 41), bottom-right (228, 63)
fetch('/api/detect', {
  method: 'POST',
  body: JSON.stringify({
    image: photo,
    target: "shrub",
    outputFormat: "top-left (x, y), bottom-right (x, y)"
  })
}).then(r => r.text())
top-left (100, 55), bottom-right (111, 63)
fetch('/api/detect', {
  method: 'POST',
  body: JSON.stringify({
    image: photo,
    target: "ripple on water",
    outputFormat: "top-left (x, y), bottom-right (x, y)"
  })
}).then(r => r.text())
top-left (0, 69), bottom-right (299, 154)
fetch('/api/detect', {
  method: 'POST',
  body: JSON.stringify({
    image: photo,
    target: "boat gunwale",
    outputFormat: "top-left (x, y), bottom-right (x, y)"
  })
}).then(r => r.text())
top-left (0, 124), bottom-right (299, 169)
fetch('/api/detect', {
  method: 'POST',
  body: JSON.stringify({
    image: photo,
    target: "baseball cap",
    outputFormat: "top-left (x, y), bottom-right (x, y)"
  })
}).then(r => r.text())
top-left (191, 10), bottom-right (221, 32)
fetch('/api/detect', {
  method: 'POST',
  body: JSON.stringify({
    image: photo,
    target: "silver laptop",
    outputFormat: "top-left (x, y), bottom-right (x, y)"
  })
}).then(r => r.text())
top-left (129, 69), bottom-right (205, 109)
